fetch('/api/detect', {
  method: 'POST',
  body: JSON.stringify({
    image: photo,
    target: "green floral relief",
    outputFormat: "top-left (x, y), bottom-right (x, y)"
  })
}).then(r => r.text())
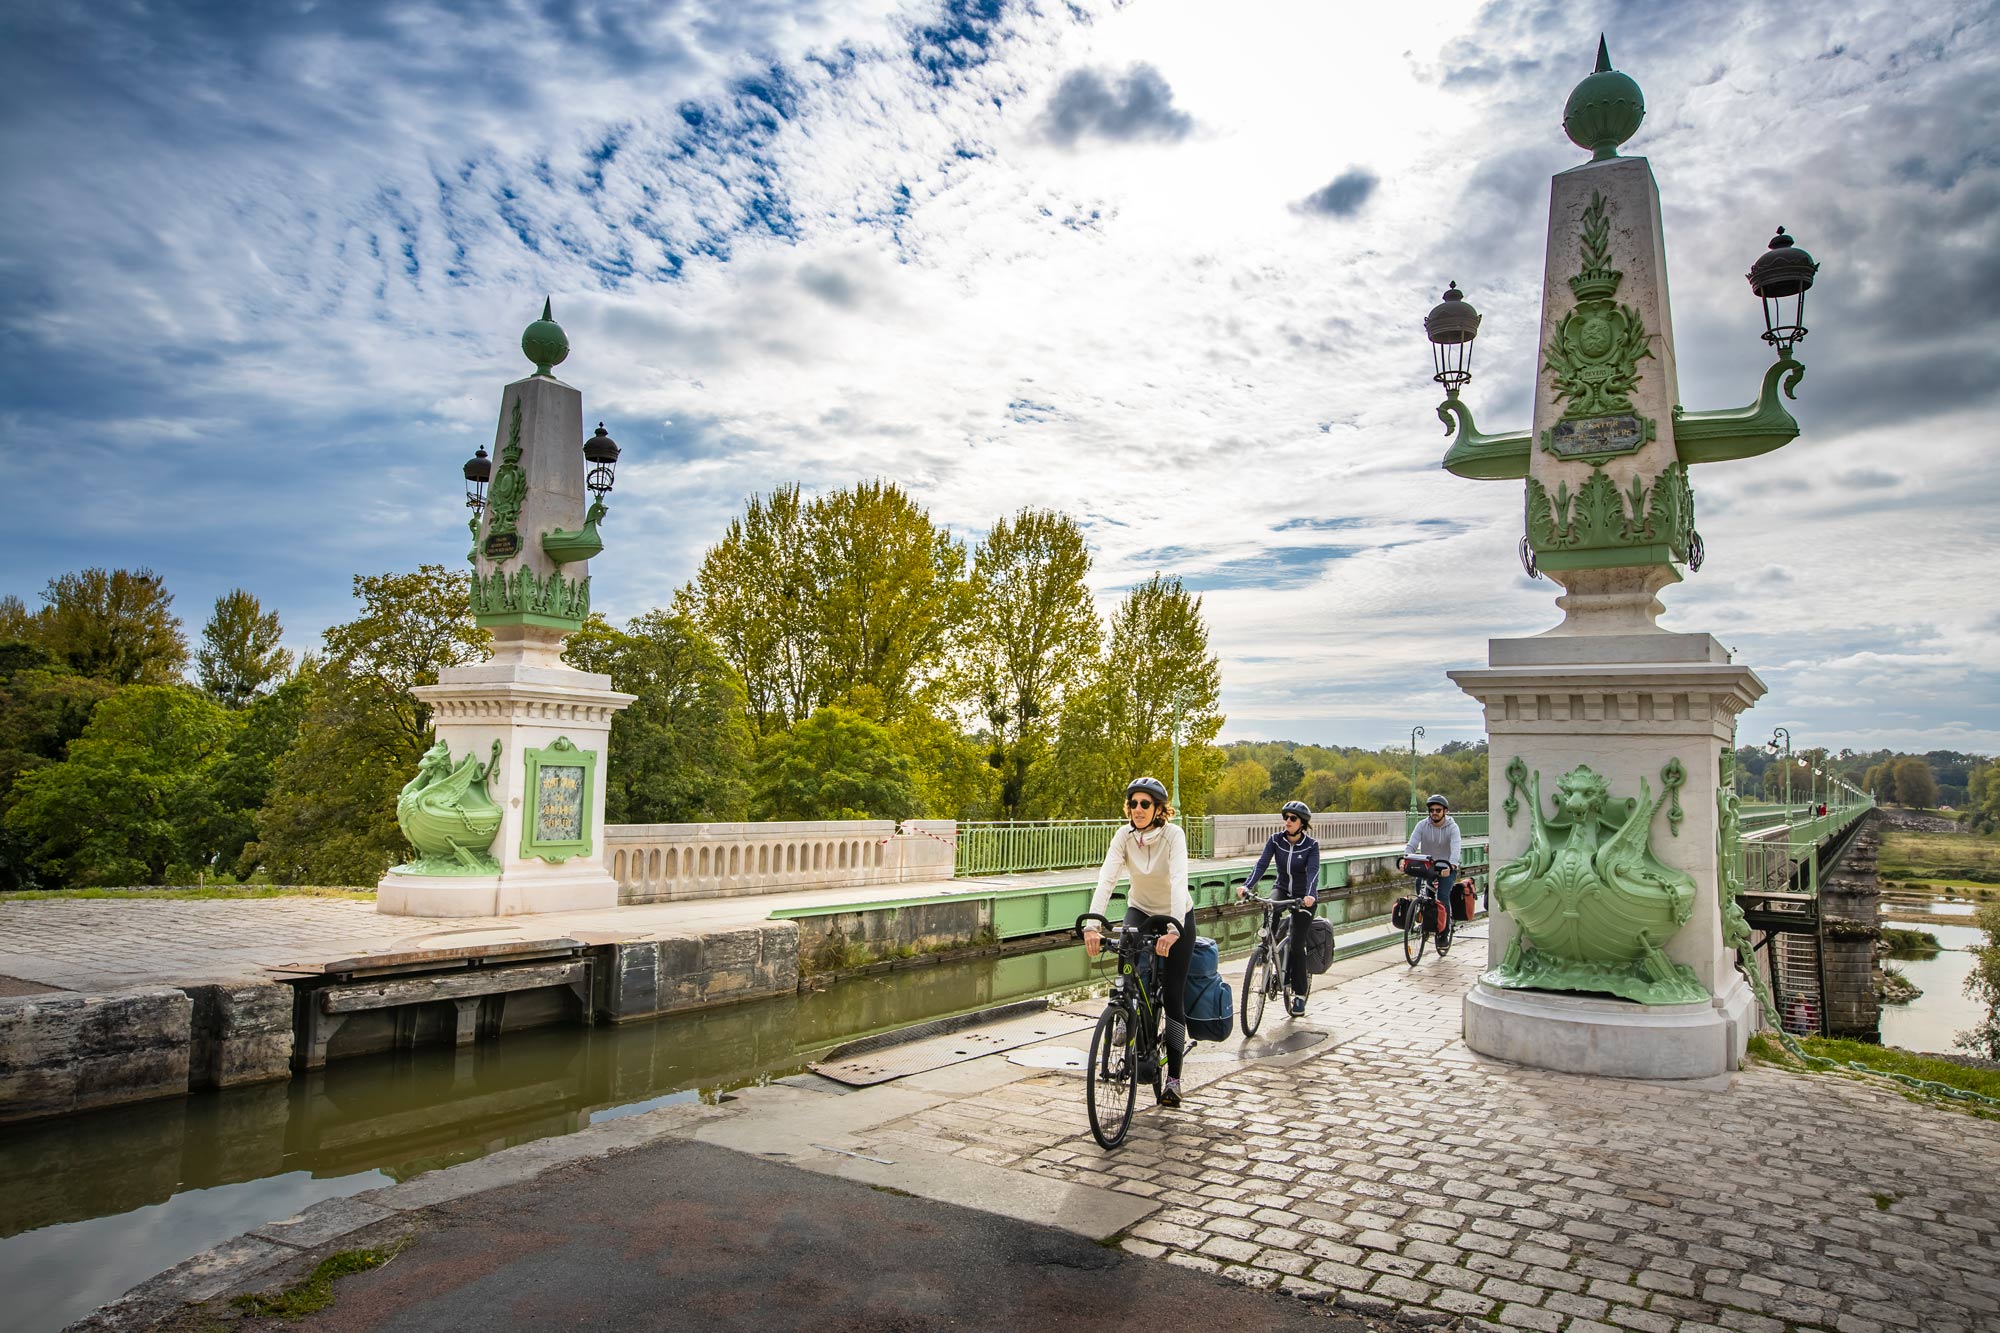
top-left (1544, 192), bottom-right (1654, 422)
top-left (521, 737), bottom-right (596, 864)
top-left (1487, 764), bottom-right (1708, 1005)
top-left (393, 740), bottom-right (503, 876)
top-left (470, 566), bottom-right (591, 628)
top-left (1525, 462), bottom-right (1693, 568)
top-left (1503, 755), bottom-right (1530, 828)
top-left (482, 400), bottom-right (527, 561)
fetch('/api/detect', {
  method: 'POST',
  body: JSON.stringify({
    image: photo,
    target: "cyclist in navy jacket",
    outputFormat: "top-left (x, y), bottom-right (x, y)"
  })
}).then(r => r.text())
top-left (1236, 801), bottom-right (1321, 1016)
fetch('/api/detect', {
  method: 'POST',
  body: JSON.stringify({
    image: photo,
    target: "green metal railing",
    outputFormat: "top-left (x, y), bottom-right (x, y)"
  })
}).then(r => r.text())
top-left (952, 818), bottom-right (1216, 877)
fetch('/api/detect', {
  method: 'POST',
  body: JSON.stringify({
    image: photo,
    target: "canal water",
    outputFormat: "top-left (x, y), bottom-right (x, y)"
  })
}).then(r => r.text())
top-left (1878, 903), bottom-right (1988, 1055)
top-left (4, 915), bottom-right (1280, 1333)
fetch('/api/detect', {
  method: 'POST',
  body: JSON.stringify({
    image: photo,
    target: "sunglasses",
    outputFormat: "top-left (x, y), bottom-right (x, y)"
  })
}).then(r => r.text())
top-left (1126, 798), bottom-right (1155, 810)
top-left (1282, 814), bottom-right (1302, 823)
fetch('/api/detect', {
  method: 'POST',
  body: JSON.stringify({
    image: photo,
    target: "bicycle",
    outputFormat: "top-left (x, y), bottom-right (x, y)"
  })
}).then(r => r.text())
top-left (1237, 893), bottom-right (1307, 1036)
top-left (1398, 857), bottom-right (1455, 965)
top-left (1073, 911), bottom-right (1176, 1149)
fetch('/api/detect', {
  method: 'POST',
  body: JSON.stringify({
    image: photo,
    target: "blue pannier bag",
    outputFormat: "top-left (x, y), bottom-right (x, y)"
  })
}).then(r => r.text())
top-left (1184, 937), bottom-right (1234, 1042)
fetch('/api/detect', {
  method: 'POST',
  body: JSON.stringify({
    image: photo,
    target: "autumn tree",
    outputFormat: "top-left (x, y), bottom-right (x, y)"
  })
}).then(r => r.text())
top-left (196, 589), bottom-right (294, 709)
top-left (962, 508), bottom-right (1101, 818)
top-left (752, 705), bottom-right (916, 820)
top-left (1208, 759), bottom-right (1271, 814)
top-left (563, 610), bottom-right (752, 823)
top-left (683, 483), bottom-right (818, 737)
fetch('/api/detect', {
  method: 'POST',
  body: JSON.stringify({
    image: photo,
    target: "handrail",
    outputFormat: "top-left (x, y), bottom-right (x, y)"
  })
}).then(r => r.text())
top-left (952, 818), bottom-right (1216, 877)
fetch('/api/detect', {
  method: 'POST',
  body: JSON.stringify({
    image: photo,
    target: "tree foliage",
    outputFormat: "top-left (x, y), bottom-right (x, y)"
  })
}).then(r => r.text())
top-left (3, 685), bottom-right (236, 885)
top-left (964, 508), bottom-right (1101, 818)
top-left (13, 568), bottom-right (188, 685)
top-left (197, 589), bottom-right (294, 709)
top-left (1220, 739), bottom-right (1485, 815)
top-left (563, 610), bottom-right (752, 823)
top-left (1208, 759), bottom-right (1272, 814)
top-left (1958, 900), bottom-right (2000, 1060)
top-left (752, 705), bottom-right (916, 821)
top-left (247, 567), bottom-right (487, 884)
top-left (1891, 757), bottom-right (1938, 810)
top-left (0, 643), bottom-right (119, 888)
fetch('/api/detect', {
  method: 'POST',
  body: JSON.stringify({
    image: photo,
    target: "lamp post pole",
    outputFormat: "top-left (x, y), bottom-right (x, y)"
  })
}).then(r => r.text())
top-left (1408, 725), bottom-right (1426, 819)
top-left (1768, 727), bottom-right (1792, 808)
top-left (1169, 686), bottom-right (1192, 819)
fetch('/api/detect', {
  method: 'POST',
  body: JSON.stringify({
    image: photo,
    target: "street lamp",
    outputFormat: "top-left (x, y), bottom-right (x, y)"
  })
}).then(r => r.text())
top-left (584, 423), bottom-right (621, 498)
top-left (1408, 725), bottom-right (1426, 817)
top-left (1168, 685), bottom-right (1194, 818)
top-left (1764, 727), bottom-right (1792, 807)
top-left (463, 445), bottom-right (491, 511)
top-left (1424, 284), bottom-right (1480, 396)
top-left (1747, 227), bottom-right (1819, 358)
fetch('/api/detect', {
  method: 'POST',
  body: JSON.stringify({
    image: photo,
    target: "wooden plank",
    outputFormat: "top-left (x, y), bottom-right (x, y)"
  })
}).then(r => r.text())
top-left (319, 959), bottom-right (591, 1014)
top-left (275, 937), bottom-right (585, 977)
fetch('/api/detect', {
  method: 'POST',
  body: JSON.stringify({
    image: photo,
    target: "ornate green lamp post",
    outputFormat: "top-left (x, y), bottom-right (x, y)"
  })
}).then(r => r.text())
top-left (1407, 725), bottom-right (1426, 818)
top-left (1435, 39), bottom-right (1821, 1080)
top-left (1765, 727), bottom-right (1792, 807)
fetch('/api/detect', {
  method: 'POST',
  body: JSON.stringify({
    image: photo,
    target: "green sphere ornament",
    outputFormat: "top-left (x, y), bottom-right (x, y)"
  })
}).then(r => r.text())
top-left (1563, 36), bottom-right (1644, 161)
top-left (522, 297), bottom-right (569, 376)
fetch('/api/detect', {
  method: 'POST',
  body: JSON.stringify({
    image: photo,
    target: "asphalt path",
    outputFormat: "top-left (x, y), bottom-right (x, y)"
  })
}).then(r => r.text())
top-left (270, 1140), bottom-right (1375, 1332)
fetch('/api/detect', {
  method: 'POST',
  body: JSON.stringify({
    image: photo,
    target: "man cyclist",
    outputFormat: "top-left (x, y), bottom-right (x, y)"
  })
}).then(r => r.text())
top-left (1398, 794), bottom-right (1463, 951)
top-left (1236, 800), bottom-right (1320, 1016)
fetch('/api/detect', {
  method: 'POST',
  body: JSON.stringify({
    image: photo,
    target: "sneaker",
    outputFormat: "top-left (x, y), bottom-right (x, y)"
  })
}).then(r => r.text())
top-left (1289, 997), bottom-right (1307, 1017)
top-left (1159, 1077), bottom-right (1182, 1108)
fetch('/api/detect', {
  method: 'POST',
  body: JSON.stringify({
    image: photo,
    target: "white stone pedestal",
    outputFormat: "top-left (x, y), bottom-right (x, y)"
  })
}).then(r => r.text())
top-left (378, 646), bottom-right (634, 917)
top-left (1450, 629), bottom-right (1765, 1080)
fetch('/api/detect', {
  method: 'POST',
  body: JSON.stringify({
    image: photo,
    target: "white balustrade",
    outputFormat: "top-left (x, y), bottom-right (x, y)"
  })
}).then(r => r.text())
top-left (606, 819), bottom-right (956, 904)
top-left (1209, 811), bottom-right (1405, 857)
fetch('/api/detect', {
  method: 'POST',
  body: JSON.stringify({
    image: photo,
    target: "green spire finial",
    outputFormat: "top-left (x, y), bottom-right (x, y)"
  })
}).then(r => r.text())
top-left (1563, 36), bottom-right (1644, 161)
top-left (522, 295), bottom-right (569, 377)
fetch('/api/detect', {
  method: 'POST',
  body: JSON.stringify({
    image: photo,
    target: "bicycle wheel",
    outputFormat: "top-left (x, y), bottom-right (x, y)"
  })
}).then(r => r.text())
top-left (1086, 1004), bottom-right (1138, 1149)
top-left (1241, 944), bottom-right (1270, 1036)
top-left (1403, 896), bottom-right (1427, 965)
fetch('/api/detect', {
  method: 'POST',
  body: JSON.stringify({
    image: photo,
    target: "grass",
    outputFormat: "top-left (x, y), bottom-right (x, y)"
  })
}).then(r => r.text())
top-left (232, 1244), bottom-right (403, 1320)
top-left (0, 885), bottom-right (374, 903)
top-left (1747, 1033), bottom-right (2000, 1118)
top-left (1880, 827), bottom-right (2000, 889)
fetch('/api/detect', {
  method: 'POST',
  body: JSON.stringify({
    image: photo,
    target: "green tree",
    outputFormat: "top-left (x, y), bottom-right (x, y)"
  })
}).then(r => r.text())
top-left (185, 675), bottom-right (315, 875)
top-left (18, 568), bottom-right (188, 684)
top-left (248, 567), bottom-right (488, 884)
top-left (1297, 769), bottom-right (1342, 811)
top-left (196, 589), bottom-right (294, 709)
top-left (1263, 753), bottom-right (1304, 805)
top-left (563, 610), bottom-right (752, 823)
top-left (1891, 757), bottom-right (1938, 810)
top-left (1209, 759), bottom-right (1271, 814)
top-left (4, 685), bottom-right (236, 885)
top-left (0, 643), bottom-right (119, 888)
top-left (684, 483), bottom-right (819, 736)
top-left (893, 706), bottom-right (1000, 819)
top-left (810, 481), bottom-right (969, 719)
top-left (1957, 900), bottom-right (2000, 1060)
top-left (963, 508), bottom-right (1101, 818)
top-left (752, 705), bottom-right (915, 820)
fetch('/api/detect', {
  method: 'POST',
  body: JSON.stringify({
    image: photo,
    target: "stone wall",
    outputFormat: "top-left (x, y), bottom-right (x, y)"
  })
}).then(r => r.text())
top-left (595, 924), bottom-right (800, 1022)
top-left (0, 987), bottom-right (193, 1124)
top-left (1210, 811), bottom-right (1404, 858)
top-left (1819, 820), bottom-right (1882, 1042)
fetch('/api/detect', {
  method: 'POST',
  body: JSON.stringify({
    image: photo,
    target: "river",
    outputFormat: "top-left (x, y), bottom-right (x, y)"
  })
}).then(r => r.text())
top-left (1878, 906), bottom-right (1988, 1054)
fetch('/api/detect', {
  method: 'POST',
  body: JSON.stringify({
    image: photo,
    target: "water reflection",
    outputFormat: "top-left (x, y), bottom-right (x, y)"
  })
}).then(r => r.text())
top-left (1879, 921), bottom-right (1984, 1054)
top-left (0, 920), bottom-right (1261, 1333)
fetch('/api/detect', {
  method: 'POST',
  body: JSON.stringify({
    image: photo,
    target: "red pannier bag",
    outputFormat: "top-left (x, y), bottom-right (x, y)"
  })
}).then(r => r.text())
top-left (1452, 881), bottom-right (1479, 922)
top-left (1428, 898), bottom-right (1451, 936)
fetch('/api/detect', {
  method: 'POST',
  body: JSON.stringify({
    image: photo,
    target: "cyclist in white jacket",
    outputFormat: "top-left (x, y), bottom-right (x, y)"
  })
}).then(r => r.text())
top-left (1083, 776), bottom-right (1194, 1108)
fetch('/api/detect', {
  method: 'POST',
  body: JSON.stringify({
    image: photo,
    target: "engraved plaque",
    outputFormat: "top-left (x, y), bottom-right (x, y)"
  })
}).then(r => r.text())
top-left (1548, 413), bottom-right (1646, 460)
top-left (483, 532), bottom-right (522, 560)
top-left (534, 764), bottom-right (585, 842)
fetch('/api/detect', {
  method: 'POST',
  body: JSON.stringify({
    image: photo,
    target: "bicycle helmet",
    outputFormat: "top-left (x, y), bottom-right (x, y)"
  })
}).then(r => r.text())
top-left (1279, 800), bottom-right (1311, 829)
top-left (1425, 793), bottom-right (1450, 810)
top-left (1125, 776), bottom-right (1168, 804)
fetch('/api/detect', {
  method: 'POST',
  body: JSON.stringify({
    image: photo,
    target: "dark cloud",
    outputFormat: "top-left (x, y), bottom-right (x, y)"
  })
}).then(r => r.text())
top-left (1039, 64), bottom-right (1193, 147)
top-left (1293, 169), bottom-right (1380, 218)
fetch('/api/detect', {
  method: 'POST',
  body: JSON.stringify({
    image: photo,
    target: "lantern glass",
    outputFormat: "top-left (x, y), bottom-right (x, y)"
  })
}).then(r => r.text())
top-left (1424, 282), bottom-right (1481, 394)
top-left (1746, 227), bottom-right (1818, 356)
top-left (463, 445), bottom-right (491, 510)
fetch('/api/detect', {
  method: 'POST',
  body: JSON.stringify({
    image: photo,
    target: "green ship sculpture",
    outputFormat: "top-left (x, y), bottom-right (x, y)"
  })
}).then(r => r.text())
top-left (1488, 763), bottom-right (1707, 1005)
top-left (394, 739), bottom-right (504, 875)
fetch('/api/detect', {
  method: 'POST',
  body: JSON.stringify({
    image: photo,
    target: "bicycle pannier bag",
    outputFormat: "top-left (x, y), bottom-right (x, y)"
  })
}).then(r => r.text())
top-left (1452, 881), bottom-right (1478, 922)
top-left (1391, 897), bottom-right (1412, 930)
top-left (1183, 938), bottom-right (1234, 1041)
top-left (1304, 917), bottom-right (1335, 974)
top-left (1428, 898), bottom-right (1451, 936)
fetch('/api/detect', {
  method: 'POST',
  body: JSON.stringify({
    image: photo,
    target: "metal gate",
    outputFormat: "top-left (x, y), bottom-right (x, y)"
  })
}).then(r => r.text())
top-left (1770, 931), bottom-right (1824, 1037)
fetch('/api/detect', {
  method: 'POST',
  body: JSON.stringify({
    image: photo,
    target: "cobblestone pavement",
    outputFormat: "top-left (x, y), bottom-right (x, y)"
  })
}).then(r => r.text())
top-left (868, 942), bottom-right (2000, 1333)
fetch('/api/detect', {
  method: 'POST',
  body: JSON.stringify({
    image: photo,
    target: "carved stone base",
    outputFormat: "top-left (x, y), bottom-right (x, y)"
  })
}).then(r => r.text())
top-left (1463, 972), bottom-right (1753, 1080)
top-left (377, 865), bottom-right (620, 917)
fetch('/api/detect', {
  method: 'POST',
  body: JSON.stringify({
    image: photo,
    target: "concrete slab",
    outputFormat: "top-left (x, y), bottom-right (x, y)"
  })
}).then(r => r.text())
top-left (791, 1140), bottom-right (1160, 1241)
top-left (690, 1082), bottom-right (952, 1156)
top-left (248, 1196), bottom-right (397, 1248)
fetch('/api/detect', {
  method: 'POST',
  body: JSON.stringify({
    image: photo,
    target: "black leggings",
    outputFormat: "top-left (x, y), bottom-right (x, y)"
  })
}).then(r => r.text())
top-left (1124, 906), bottom-right (1195, 1079)
top-left (1275, 902), bottom-right (1315, 996)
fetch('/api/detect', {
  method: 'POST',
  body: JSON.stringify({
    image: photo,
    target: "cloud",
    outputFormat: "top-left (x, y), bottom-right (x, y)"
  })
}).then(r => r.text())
top-left (1038, 63), bottom-right (1194, 146)
top-left (1292, 168), bottom-right (1380, 217)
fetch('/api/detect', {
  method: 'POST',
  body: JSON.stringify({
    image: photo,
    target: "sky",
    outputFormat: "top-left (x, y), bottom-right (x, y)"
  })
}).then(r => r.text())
top-left (2, 0), bottom-right (1997, 757)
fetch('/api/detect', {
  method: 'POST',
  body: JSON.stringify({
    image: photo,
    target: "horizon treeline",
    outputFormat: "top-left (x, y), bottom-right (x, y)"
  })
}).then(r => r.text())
top-left (0, 485), bottom-right (1228, 889)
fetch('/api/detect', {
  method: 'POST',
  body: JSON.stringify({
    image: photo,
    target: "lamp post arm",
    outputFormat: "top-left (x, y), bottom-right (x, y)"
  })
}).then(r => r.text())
top-left (1673, 353), bottom-right (1805, 465)
top-left (1438, 396), bottom-right (1532, 480)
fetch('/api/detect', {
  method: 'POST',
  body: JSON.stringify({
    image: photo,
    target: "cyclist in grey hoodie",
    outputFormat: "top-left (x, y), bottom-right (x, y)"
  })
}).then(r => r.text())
top-left (1399, 794), bottom-right (1463, 946)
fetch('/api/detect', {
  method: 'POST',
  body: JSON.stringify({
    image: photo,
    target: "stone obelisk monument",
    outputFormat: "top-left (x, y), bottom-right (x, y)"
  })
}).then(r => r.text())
top-left (378, 304), bottom-right (634, 917)
top-left (1434, 44), bottom-right (1814, 1078)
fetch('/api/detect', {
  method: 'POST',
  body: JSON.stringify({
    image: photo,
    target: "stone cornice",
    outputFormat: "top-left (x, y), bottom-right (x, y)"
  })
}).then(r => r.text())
top-left (1449, 662), bottom-right (1764, 737)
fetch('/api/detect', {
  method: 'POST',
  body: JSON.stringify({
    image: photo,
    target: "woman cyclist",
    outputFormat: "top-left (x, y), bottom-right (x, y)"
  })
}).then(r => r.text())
top-left (1236, 800), bottom-right (1320, 1016)
top-left (1082, 776), bottom-right (1194, 1108)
